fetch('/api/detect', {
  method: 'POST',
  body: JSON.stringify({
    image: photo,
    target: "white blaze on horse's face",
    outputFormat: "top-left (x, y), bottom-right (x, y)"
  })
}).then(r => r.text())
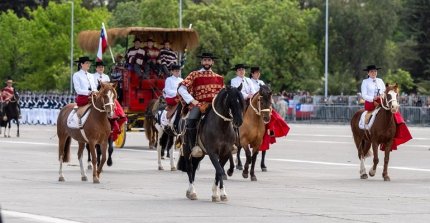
top-left (105, 90), bottom-right (115, 118)
top-left (387, 90), bottom-right (399, 113)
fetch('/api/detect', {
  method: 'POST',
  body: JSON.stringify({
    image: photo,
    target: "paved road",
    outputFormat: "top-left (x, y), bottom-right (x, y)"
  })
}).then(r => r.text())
top-left (1, 124), bottom-right (430, 223)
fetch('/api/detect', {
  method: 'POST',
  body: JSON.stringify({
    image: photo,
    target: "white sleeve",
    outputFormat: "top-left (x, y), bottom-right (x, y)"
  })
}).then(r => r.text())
top-left (73, 74), bottom-right (90, 95)
top-left (230, 78), bottom-right (241, 88)
top-left (248, 78), bottom-right (257, 95)
top-left (88, 73), bottom-right (98, 92)
top-left (178, 85), bottom-right (194, 104)
top-left (378, 79), bottom-right (386, 96)
top-left (361, 80), bottom-right (373, 102)
top-left (164, 78), bottom-right (177, 97)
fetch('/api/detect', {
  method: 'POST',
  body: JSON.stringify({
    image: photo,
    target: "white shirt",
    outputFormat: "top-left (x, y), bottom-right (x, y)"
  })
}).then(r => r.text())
top-left (93, 72), bottom-right (110, 88)
top-left (178, 68), bottom-right (209, 104)
top-left (164, 75), bottom-right (183, 98)
top-left (73, 69), bottom-right (97, 96)
top-left (361, 77), bottom-right (385, 102)
top-left (230, 76), bottom-right (257, 99)
top-left (250, 78), bottom-right (265, 92)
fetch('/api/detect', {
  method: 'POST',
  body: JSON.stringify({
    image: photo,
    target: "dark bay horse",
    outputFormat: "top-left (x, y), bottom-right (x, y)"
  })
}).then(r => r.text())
top-left (177, 85), bottom-right (245, 202)
top-left (0, 92), bottom-right (20, 137)
top-left (57, 82), bottom-right (116, 183)
top-left (234, 85), bottom-right (272, 181)
top-left (144, 96), bottom-right (184, 171)
top-left (350, 84), bottom-right (400, 181)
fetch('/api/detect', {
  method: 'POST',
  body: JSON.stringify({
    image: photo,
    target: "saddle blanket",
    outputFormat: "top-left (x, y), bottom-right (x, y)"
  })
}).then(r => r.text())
top-left (359, 108), bottom-right (380, 130)
top-left (67, 108), bottom-right (91, 129)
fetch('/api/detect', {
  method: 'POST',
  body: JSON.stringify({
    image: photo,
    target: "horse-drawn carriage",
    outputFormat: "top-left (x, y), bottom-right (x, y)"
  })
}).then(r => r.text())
top-left (77, 27), bottom-right (199, 148)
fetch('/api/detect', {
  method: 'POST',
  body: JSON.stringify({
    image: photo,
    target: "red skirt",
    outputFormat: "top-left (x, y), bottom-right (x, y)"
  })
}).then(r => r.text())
top-left (110, 100), bottom-right (127, 141)
top-left (260, 110), bottom-right (290, 151)
top-left (381, 112), bottom-right (412, 151)
top-left (165, 97), bottom-right (178, 106)
top-left (75, 95), bottom-right (90, 107)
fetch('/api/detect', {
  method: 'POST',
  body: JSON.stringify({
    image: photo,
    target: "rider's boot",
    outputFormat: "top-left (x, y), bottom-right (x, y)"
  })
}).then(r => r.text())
top-left (188, 127), bottom-right (203, 158)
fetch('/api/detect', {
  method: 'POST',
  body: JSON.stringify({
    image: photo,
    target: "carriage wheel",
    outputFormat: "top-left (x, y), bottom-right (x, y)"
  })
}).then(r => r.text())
top-left (114, 122), bottom-right (127, 148)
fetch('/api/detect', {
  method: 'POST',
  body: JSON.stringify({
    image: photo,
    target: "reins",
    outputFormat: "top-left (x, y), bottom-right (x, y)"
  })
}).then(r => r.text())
top-left (249, 92), bottom-right (271, 116)
top-left (90, 87), bottom-right (116, 113)
top-left (211, 92), bottom-right (233, 122)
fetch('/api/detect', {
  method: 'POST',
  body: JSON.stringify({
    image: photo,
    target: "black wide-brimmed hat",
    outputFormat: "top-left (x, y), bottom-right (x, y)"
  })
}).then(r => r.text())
top-left (363, 65), bottom-right (382, 71)
top-left (250, 66), bottom-right (260, 73)
top-left (74, 56), bottom-right (93, 63)
top-left (197, 52), bottom-right (218, 59)
top-left (95, 61), bottom-right (105, 67)
top-left (170, 64), bottom-right (181, 70)
top-left (231, 64), bottom-right (249, 71)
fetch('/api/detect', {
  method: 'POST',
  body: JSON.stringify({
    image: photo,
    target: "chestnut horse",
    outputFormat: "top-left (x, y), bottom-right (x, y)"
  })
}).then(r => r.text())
top-left (177, 85), bottom-right (245, 202)
top-left (233, 85), bottom-right (272, 181)
top-left (57, 82), bottom-right (116, 183)
top-left (350, 84), bottom-right (400, 181)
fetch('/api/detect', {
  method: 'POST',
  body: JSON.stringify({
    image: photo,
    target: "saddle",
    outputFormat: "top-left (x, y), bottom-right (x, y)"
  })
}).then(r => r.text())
top-left (165, 103), bottom-right (179, 120)
top-left (359, 108), bottom-right (381, 130)
top-left (67, 104), bottom-right (91, 129)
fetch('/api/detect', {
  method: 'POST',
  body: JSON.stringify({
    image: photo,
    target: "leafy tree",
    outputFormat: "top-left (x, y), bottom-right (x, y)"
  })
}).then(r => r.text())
top-left (384, 69), bottom-right (415, 92)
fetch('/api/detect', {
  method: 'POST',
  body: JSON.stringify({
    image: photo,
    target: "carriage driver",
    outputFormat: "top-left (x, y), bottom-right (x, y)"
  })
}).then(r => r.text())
top-left (178, 52), bottom-right (224, 157)
top-left (230, 64), bottom-right (256, 101)
top-left (73, 56), bottom-right (97, 107)
top-left (1, 78), bottom-right (15, 104)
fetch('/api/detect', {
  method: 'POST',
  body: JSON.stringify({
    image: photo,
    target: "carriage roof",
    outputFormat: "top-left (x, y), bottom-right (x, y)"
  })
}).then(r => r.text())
top-left (78, 27), bottom-right (199, 52)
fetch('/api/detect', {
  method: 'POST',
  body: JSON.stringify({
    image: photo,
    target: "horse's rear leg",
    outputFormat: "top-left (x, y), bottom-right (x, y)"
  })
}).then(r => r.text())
top-left (97, 142), bottom-right (108, 179)
top-left (242, 146), bottom-right (252, 179)
top-left (219, 154), bottom-right (231, 180)
top-left (261, 150), bottom-right (267, 172)
top-left (6, 121), bottom-right (11, 137)
top-left (236, 147), bottom-right (243, 170)
top-left (167, 135), bottom-right (176, 171)
top-left (88, 142), bottom-right (100, 183)
top-left (77, 143), bottom-right (88, 181)
top-left (369, 142), bottom-right (379, 177)
top-left (382, 141), bottom-right (392, 181)
top-left (86, 144), bottom-right (92, 170)
top-left (359, 140), bottom-right (370, 179)
top-left (107, 137), bottom-right (114, 166)
top-left (157, 130), bottom-right (164, 170)
top-left (16, 119), bottom-right (19, 137)
top-left (227, 153), bottom-right (235, 177)
top-left (250, 150), bottom-right (259, 181)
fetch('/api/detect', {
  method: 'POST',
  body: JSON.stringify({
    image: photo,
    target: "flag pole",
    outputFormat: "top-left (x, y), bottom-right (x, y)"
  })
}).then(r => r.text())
top-left (102, 22), bottom-right (115, 63)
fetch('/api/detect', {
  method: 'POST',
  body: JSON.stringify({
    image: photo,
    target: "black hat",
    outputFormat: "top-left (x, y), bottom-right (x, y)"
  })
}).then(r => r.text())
top-left (133, 38), bottom-right (142, 43)
top-left (170, 64), bottom-right (181, 70)
top-left (146, 38), bottom-right (154, 42)
top-left (363, 65), bottom-right (382, 71)
top-left (231, 64), bottom-right (249, 71)
top-left (74, 56), bottom-right (93, 63)
top-left (95, 61), bottom-right (105, 67)
top-left (250, 66), bottom-right (260, 73)
top-left (197, 52), bottom-right (218, 59)
top-left (162, 40), bottom-right (170, 44)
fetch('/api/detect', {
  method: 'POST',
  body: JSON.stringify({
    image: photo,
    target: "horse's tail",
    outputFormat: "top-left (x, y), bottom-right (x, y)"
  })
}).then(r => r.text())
top-left (144, 116), bottom-right (154, 141)
top-left (59, 137), bottom-right (72, 162)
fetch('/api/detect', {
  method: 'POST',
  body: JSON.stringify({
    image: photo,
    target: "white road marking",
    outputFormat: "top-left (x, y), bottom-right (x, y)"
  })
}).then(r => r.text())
top-left (2, 210), bottom-right (83, 223)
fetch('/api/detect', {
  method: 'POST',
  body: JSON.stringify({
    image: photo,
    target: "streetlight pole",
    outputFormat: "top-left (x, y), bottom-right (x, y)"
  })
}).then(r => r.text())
top-left (179, 0), bottom-right (182, 28)
top-left (324, 0), bottom-right (329, 99)
top-left (69, 1), bottom-right (74, 94)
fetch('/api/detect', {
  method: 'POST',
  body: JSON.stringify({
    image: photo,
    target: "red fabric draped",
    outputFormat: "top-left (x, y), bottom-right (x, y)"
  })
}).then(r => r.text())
top-left (110, 99), bottom-right (127, 141)
top-left (260, 110), bottom-right (290, 151)
top-left (381, 112), bottom-right (412, 151)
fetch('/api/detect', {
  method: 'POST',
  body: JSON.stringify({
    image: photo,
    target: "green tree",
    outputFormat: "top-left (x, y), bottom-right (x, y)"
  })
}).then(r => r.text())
top-left (383, 69), bottom-right (415, 93)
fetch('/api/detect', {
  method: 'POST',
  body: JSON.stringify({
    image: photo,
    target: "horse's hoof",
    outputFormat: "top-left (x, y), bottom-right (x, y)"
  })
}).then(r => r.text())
top-left (227, 169), bottom-right (233, 177)
top-left (220, 195), bottom-right (228, 202)
top-left (360, 174), bottom-right (368, 179)
top-left (186, 191), bottom-right (197, 200)
top-left (242, 172), bottom-right (248, 179)
top-left (158, 166), bottom-right (164, 171)
top-left (107, 158), bottom-right (112, 167)
top-left (236, 165), bottom-right (243, 170)
top-left (261, 167), bottom-right (267, 172)
top-left (7, 135), bottom-right (11, 138)
top-left (81, 176), bottom-right (88, 181)
top-left (222, 174), bottom-right (228, 180)
top-left (93, 178), bottom-right (100, 184)
top-left (251, 176), bottom-right (257, 181)
top-left (212, 196), bottom-right (221, 202)
top-left (87, 165), bottom-right (92, 170)
top-left (171, 167), bottom-right (177, 171)
top-left (383, 176), bottom-right (391, 181)
top-left (58, 176), bottom-right (65, 182)
top-left (369, 169), bottom-right (376, 177)
top-left (161, 156), bottom-right (165, 160)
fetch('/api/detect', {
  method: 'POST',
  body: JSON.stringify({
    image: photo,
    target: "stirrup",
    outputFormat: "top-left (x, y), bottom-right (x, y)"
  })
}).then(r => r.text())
top-left (191, 146), bottom-right (204, 158)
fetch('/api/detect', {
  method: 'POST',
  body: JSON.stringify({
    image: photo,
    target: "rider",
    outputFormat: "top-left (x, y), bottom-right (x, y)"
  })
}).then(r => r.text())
top-left (249, 66), bottom-right (265, 91)
top-left (1, 78), bottom-right (15, 104)
top-left (162, 64), bottom-right (183, 130)
top-left (93, 61), bottom-right (111, 89)
top-left (73, 56), bottom-right (97, 107)
top-left (178, 52), bottom-right (224, 157)
top-left (230, 64), bottom-right (256, 101)
top-left (361, 64), bottom-right (412, 150)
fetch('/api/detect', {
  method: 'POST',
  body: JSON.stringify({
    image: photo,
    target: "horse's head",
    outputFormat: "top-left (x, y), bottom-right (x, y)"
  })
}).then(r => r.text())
top-left (383, 83), bottom-right (400, 113)
top-left (250, 85), bottom-right (272, 123)
top-left (221, 85), bottom-right (245, 128)
top-left (94, 82), bottom-right (117, 118)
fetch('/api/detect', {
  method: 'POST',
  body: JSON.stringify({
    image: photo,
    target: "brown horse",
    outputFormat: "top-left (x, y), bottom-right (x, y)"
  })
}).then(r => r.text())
top-left (350, 83), bottom-right (400, 181)
top-left (57, 82), bottom-right (116, 183)
top-left (235, 85), bottom-right (272, 181)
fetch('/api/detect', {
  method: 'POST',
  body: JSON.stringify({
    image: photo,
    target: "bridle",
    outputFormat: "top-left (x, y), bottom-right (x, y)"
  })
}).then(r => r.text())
top-left (212, 91), bottom-right (233, 122)
top-left (249, 92), bottom-right (272, 116)
top-left (379, 90), bottom-right (398, 111)
top-left (90, 88), bottom-right (116, 113)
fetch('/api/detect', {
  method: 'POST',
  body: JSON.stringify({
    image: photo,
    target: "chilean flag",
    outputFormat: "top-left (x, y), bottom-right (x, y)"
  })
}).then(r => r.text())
top-left (96, 24), bottom-right (108, 62)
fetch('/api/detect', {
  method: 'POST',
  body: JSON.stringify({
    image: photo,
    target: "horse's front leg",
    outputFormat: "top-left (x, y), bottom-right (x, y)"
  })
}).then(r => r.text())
top-left (382, 141), bottom-right (393, 181)
top-left (157, 130), bottom-right (164, 170)
top-left (185, 157), bottom-right (198, 200)
top-left (168, 135), bottom-right (176, 171)
top-left (236, 147), bottom-right (243, 170)
top-left (7, 121), bottom-right (11, 137)
top-left (260, 150), bottom-right (267, 172)
top-left (242, 145), bottom-right (252, 179)
top-left (227, 153), bottom-right (235, 177)
top-left (369, 142), bottom-right (379, 177)
top-left (86, 144), bottom-right (92, 170)
top-left (107, 137), bottom-right (114, 166)
top-left (97, 141), bottom-right (108, 179)
top-left (208, 153), bottom-right (226, 202)
top-left (250, 149), bottom-right (259, 181)
top-left (16, 119), bottom-right (20, 137)
top-left (77, 143), bottom-right (88, 181)
top-left (88, 142), bottom-right (99, 183)
top-left (219, 154), bottom-right (230, 180)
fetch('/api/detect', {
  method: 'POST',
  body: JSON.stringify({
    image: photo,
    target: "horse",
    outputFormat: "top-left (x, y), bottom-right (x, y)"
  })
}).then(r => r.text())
top-left (0, 92), bottom-right (20, 138)
top-left (350, 83), bottom-right (400, 181)
top-left (85, 138), bottom-right (114, 170)
top-left (57, 82), bottom-right (116, 183)
top-left (177, 85), bottom-right (245, 202)
top-left (233, 85), bottom-right (272, 181)
top-left (144, 96), bottom-right (184, 171)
